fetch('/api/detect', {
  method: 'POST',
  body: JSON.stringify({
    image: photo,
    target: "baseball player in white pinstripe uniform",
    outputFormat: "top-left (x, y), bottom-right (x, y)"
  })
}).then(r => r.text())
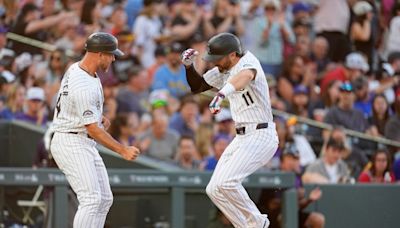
top-left (49, 32), bottom-right (140, 228)
top-left (182, 33), bottom-right (279, 228)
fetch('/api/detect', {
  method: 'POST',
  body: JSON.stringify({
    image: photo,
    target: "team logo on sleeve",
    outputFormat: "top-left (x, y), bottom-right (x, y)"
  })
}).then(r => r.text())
top-left (83, 110), bottom-right (94, 117)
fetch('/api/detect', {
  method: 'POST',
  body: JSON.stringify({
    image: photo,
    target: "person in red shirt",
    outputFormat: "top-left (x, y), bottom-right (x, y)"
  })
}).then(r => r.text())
top-left (320, 52), bottom-right (369, 93)
top-left (358, 149), bottom-right (395, 183)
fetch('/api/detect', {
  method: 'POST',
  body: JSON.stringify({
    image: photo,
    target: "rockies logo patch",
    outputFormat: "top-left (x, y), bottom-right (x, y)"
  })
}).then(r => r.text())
top-left (83, 110), bottom-right (93, 117)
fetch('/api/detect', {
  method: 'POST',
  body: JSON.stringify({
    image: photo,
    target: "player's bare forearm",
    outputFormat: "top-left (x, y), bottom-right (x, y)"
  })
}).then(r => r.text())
top-left (86, 123), bottom-right (140, 160)
top-left (86, 123), bottom-right (123, 152)
top-left (227, 69), bottom-right (256, 91)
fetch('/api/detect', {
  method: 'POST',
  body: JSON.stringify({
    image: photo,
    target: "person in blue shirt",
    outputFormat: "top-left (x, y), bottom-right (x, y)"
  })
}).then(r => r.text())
top-left (152, 42), bottom-right (190, 99)
top-left (203, 134), bottom-right (232, 171)
top-left (169, 95), bottom-right (199, 138)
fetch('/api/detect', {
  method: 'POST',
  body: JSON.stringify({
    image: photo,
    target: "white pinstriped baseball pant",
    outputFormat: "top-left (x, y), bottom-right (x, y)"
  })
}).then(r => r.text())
top-left (206, 123), bottom-right (279, 228)
top-left (50, 132), bottom-right (113, 228)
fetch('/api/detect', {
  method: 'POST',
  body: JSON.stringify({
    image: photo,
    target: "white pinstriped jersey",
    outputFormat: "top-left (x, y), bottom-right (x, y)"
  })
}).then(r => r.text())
top-left (203, 51), bottom-right (273, 124)
top-left (50, 62), bottom-right (104, 133)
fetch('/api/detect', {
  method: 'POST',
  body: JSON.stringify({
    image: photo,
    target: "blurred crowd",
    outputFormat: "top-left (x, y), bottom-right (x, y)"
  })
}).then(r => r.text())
top-left (0, 0), bottom-right (399, 189)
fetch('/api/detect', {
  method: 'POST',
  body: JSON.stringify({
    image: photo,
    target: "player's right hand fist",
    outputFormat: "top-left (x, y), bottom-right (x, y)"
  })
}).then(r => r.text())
top-left (209, 92), bottom-right (225, 114)
top-left (181, 48), bottom-right (199, 66)
top-left (120, 146), bottom-right (140, 161)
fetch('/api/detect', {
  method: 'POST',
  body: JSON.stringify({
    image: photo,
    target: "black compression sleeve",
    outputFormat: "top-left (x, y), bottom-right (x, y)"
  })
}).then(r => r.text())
top-left (185, 65), bottom-right (213, 94)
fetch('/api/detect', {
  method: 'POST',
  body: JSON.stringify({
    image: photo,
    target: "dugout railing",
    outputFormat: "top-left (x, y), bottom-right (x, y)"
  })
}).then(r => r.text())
top-left (0, 168), bottom-right (298, 228)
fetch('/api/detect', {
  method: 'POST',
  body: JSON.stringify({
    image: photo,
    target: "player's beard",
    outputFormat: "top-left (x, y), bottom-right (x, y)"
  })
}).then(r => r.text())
top-left (216, 59), bottom-right (232, 73)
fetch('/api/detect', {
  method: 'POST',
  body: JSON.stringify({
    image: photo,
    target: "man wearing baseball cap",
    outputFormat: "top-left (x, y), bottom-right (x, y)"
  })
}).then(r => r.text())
top-left (324, 81), bottom-right (370, 134)
top-left (320, 52), bottom-right (369, 92)
top-left (14, 87), bottom-right (47, 126)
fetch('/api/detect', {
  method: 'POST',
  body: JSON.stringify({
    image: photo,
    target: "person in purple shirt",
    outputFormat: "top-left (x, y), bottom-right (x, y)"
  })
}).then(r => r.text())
top-left (258, 143), bottom-right (325, 228)
top-left (14, 87), bottom-right (47, 126)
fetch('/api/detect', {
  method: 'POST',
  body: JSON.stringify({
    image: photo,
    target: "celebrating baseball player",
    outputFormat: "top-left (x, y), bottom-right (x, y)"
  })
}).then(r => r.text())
top-left (182, 33), bottom-right (279, 228)
top-left (49, 32), bottom-right (140, 227)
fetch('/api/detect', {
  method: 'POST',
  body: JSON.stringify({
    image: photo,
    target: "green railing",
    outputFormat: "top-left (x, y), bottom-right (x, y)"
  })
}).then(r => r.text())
top-left (0, 168), bottom-right (297, 228)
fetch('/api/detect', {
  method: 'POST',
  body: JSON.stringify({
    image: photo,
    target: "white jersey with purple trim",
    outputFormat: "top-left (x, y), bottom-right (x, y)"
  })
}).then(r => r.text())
top-left (50, 62), bottom-right (104, 134)
top-left (203, 51), bottom-right (273, 124)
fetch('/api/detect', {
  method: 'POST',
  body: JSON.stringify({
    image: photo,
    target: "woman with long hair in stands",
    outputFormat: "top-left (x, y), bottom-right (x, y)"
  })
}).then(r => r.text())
top-left (108, 113), bottom-right (139, 146)
top-left (358, 149), bottom-right (395, 183)
top-left (368, 94), bottom-right (391, 136)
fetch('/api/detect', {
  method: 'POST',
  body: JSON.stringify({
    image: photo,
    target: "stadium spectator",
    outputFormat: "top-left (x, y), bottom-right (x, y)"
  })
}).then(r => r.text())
top-left (384, 2), bottom-right (400, 59)
top-left (169, 0), bottom-right (213, 48)
top-left (258, 143), bottom-right (325, 228)
top-left (79, 0), bottom-right (102, 35)
top-left (384, 88), bottom-right (400, 142)
top-left (214, 108), bottom-right (235, 139)
top-left (15, 87), bottom-right (47, 126)
top-left (314, 0), bottom-right (351, 63)
top-left (320, 52), bottom-right (369, 93)
top-left (108, 6), bottom-right (128, 36)
top-left (2, 84), bottom-right (25, 118)
top-left (147, 45), bottom-right (167, 85)
top-left (175, 135), bottom-right (202, 170)
top-left (116, 66), bottom-right (150, 117)
top-left (151, 42), bottom-right (190, 99)
top-left (41, 49), bottom-right (70, 107)
top-left (374, 52), bottom-right (400, 105)
top-left (353, 76), bottom-right (374, 118)
top-left (169, 95), bottom-right (199, 138)
top-left (288, 84), bottom-right (311, 118)
top-left (303, 137), bottom-right (351, 184)
top-left (350, 1), bottom-right (374, 66)
top-left (7, 3), bottom-right (76, 56)
top-left (328, 126), bottom-right (368, 179)
top-left (277, 54), bottom-right (316, 103)
top-left (309, 36), bottom-right (332, 76)
top-left (209, 0), bottom-right (244, 36)
top-left (112, 30), bottom-right (141, 81)
top-left (358, 149), bottom-right (395, 183)
top-left (202, 133), bottom-right (231, 171)
top-left (293, 35), bottom-right (311, 61)
top-left (319, 80), bottom-right (342, 109)
top-left (251, 0), bottom-right (295, 78)
top-left (0, 70), bottom-right (15, 97)
top-left (368, 94), bottom-right (391, 136)
top-left (195, 122), bottom-right (214, 159)
top-left (132, 0), bottom-right (164, 68)
top-left (138, 111), bottom-right (179, 161)
top-left (108, 113), bottom-right (139, 146)
top-left (324, 82), bottom-right (370, 134)
top-left (1, 0), bottom-right (18, 28)
top-left (291, 1), bottom-right (313, 22)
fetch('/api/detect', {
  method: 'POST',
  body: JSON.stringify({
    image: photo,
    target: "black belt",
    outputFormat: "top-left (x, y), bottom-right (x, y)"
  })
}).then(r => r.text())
top-left (68, 132), bottom-right (93, 139)
top-left (236, 123), bottom-right (268, 135)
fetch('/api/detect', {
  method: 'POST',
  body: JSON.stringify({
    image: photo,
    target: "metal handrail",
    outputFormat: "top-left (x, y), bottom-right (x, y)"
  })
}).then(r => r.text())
top-left (201, 91), bottom-right (400, 148)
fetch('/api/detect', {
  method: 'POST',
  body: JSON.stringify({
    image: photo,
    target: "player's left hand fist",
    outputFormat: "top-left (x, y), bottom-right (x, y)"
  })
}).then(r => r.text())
top-left (181, 48), bottom-right (199, 66)
top-left (209, 92), bottom-right (225, 114)
top-left (120, 146), bottom-right (140, 161)
top-left (102, 116), bottom-right (111, 130)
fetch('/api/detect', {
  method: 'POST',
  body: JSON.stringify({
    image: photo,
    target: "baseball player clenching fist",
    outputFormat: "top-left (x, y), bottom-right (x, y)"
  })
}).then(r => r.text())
top-left (49, 32), bottom-right (140, 227)
top-left (182, 33), bottom-right (279, 228)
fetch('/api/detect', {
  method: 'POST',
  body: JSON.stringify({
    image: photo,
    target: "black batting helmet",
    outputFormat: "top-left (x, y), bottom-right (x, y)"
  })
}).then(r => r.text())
top-left (203, 33), bottom-right (243, 62)
top-left (85, 32), bottom-right (124, 56)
